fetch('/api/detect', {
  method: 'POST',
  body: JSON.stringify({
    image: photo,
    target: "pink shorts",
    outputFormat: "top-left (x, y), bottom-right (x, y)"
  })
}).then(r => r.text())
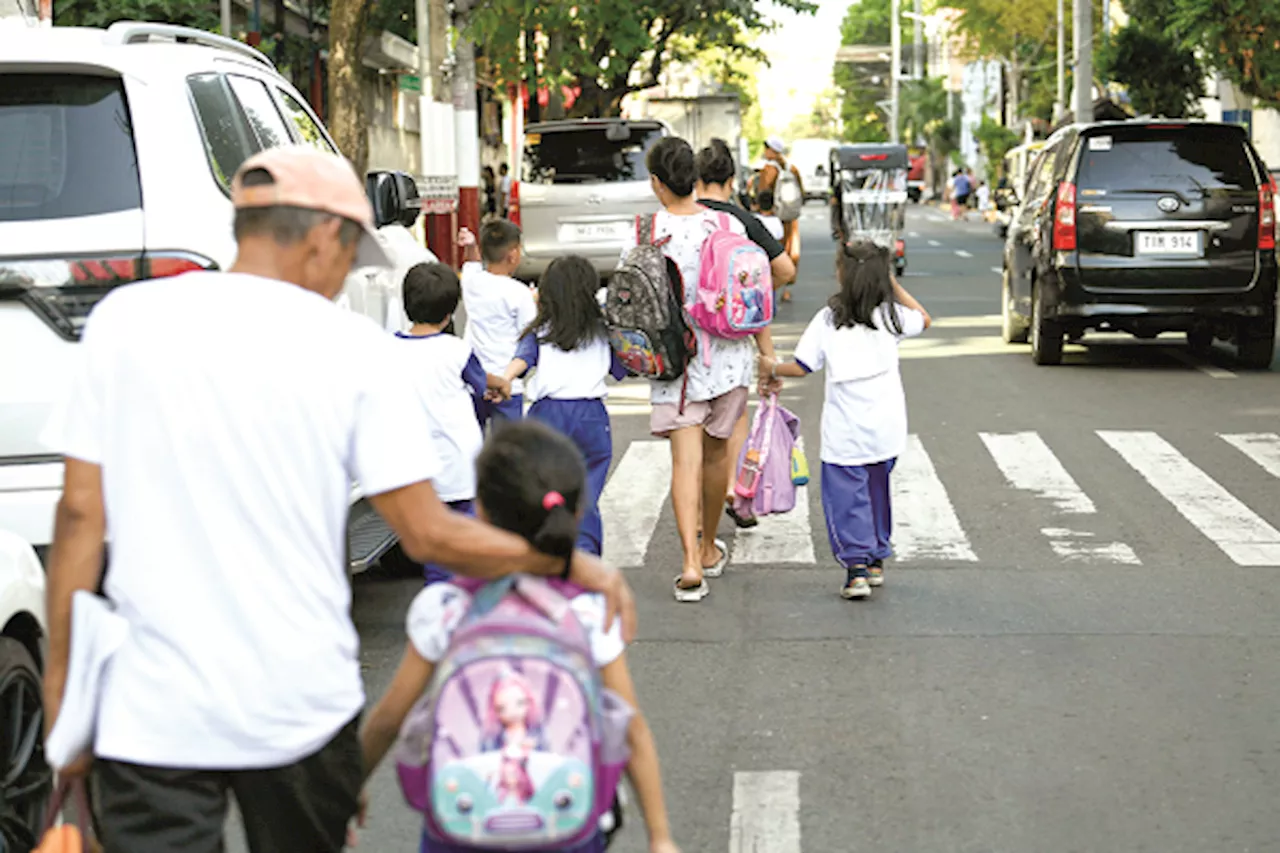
top-left (650, 387), bottom-right (749, 440)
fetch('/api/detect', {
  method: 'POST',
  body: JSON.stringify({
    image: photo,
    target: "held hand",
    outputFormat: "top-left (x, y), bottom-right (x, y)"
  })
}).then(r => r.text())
top-left (347, 790), bottom-right (369, 847)
top-left (651, 840), bottom-right (682, 853)
top-left (457, 228), bottom-right (477, 248)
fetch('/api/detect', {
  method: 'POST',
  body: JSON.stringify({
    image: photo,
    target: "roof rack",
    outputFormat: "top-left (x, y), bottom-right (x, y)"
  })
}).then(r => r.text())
top-left (103, 21), bottom-right (276, 71)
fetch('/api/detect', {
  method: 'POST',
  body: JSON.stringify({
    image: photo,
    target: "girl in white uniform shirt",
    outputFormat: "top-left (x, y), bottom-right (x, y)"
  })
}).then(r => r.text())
top-left (762, 240), bottom-right (931, 600)
top-left (503, 255), bottom-right (627, 557)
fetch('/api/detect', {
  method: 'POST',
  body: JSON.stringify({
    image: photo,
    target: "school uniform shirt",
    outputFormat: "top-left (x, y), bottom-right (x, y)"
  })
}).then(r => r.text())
top-left (756, 213), bottom-right (785, 242)
top-left (514, 332), bottom-right (628, 402)
top-left (793, 303), bottom-right (926, 467)
top-left (41, 271), bottom-right (440, 769)
top-left (407, 580), bottom-right (625, 667)
top-left (461, 262), bottom-right (538, 395)
top-left (618, 209), bottom-right (755, 405)
top-left (394, 331), bottom-right (486, 503)
top-left (698, 198), bottom-right (785, 260)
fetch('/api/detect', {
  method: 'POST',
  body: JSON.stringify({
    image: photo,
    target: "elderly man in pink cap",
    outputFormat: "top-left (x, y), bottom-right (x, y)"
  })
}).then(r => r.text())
top-left (40, 147), bottom-right (635, 853)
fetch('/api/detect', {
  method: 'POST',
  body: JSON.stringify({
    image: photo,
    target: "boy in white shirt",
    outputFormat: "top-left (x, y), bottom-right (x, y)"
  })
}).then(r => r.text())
top-left (395, 262), bottom-right (510, 584)
top-left (460, 221), bottom-right (537, 430)
top-left (753, 189), bottom-right (786, 242)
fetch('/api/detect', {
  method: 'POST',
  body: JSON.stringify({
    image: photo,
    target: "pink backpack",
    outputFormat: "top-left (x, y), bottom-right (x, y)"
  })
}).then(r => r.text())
top-left (689, 212), bottom-right (773, 363)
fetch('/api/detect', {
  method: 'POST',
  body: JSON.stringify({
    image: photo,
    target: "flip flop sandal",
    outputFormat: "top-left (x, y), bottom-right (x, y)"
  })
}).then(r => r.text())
top-left (673, 577), bottom-right (710, 603)
top-left (701, 539), bottom-right (729, 578)
top-left (725, 498), bottom-right (759, 529)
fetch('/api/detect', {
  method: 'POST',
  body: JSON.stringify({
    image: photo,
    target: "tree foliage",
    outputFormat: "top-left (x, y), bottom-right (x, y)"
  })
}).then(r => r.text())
top-left (832, 0), bottom-right (890, 143)
top-left (898, 77), bottom-right (958, 194)
top-left (54, 0), bottom-right (219, 30)
top-left (1098, 20), bottom-right (1203, 118)
top-left (946, 0), bottom-right (1057, 122)
top-left (1155, 0), bottom-right (1280, 106)
top-left (467, 0), bottom-right (817, 119)
top-left (973, 114), bottom-right (1019, 173)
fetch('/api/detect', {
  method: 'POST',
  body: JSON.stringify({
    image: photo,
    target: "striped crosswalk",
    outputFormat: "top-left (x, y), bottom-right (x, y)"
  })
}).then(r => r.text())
top-left (599, 430), bottom-right (1280, 568)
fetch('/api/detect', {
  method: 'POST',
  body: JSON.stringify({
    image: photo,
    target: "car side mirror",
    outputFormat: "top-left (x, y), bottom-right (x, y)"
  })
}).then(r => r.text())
top-left (366, 170), bottom-right (423, 229)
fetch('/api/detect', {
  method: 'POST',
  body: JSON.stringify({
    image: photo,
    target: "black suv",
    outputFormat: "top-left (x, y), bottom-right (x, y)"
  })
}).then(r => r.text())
top-left (1001, 121), bottom-right (1277, 368)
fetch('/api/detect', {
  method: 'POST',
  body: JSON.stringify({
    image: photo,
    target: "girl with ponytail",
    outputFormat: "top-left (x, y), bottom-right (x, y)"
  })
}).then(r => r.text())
top-left (359, 421), bottom-right (680, 853)
top-left (761, 239), bottom-right (932, 600)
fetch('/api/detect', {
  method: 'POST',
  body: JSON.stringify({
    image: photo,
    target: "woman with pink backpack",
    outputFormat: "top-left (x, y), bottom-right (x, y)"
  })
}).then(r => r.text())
top-left (617, 137), bottom-right (779, 602)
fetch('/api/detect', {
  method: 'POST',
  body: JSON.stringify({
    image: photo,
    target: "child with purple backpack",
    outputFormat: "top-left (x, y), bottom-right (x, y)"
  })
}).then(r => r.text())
top-left (761, 239), bottom-right (931, 600)
top-left (358, 420), bottom-right (680, 853)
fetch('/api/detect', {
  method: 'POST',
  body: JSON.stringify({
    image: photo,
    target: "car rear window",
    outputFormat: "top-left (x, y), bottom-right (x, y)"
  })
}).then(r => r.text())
top-left (1077, 128), bottom-right (1256, 193)
top-left (523, 126), bottom-right (663, 185)
top-left (0, 74), bottom-right (141, 222)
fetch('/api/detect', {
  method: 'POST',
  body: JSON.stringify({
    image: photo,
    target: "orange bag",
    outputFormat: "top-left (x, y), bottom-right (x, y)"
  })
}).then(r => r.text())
top-left (35, 779), bottom-right (95, 853)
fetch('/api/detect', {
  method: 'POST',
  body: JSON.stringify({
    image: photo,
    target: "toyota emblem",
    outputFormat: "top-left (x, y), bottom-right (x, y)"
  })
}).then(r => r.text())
top-left (1157, 196), bottom-right (1180, 212)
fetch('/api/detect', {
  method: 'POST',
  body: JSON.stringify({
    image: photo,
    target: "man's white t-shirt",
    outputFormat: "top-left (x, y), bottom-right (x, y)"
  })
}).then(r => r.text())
top-left (793, 303), bottom-right (926, 466)
top-left (461, 262), bottom-right (537, 396)
top-left (42, 271), bottom-right (440, 769)
top-left (407, 580), bottom-right (624, 668)
top-left (394, 331), bottom-right (486, 503)
top-left (618, 209), bottom-right (755, 405)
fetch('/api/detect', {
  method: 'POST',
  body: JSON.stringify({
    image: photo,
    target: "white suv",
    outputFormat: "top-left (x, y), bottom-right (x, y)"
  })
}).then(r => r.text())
top-left (0, 21), bottom-right (416, 570)
top-left (0, 528), bottom-right (48, 850)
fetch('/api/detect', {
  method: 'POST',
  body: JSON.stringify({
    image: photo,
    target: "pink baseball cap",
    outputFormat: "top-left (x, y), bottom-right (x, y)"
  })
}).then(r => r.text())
top-left (231, 146), bottom-right (392, 269)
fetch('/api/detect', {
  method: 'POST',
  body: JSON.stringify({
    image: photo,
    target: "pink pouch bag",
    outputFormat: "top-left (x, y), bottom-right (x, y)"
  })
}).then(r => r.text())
top-left (689, 212), bottom-right (774, 365)
top-left (732, 394), bottom-right (802, 517)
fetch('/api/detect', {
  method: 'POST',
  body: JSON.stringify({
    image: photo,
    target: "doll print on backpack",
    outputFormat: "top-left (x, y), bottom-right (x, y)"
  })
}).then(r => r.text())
top-left (609, 327), bottom-right (663, 377)
top-left (429, 647), bottom-right (597, 842)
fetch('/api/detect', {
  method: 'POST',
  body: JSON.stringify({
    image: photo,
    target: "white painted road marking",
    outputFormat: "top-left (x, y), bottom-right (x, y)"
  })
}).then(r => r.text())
top-left (731, 438), bottom-right (816, 565)
top-left (909, 230), bottom-right (920, 237)
top-left (730, 772), bottom-right (801, 853)
top-left (927, 239), bottom-right (941, 247)
top-left (1222, 433), bottom-right (1280, 478)
top-left (983, 432), bottom-right (1138, 563)
top-left (955, 249), bottom-right (974, 258)
top-left (1100, 430), bottom-right (1280, 565)
top-left (1168, 349), bottom-right (1237, 379)
top-left (991, 266), bottom-right (1003, 274)
top-left (892, 435), bottom-right (978, 561)
top-left (981, 431), bottom-right (1095, 513)
top-left (600, 440), bottom-right (672, 568)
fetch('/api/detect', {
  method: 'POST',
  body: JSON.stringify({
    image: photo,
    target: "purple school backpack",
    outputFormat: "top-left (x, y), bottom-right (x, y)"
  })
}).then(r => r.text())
top-left (688, 212), bottom-right (774, 365)
top-left (732, 394), bottom-right (802, 517)
top-left (394, 575), bottom-right (634, 851)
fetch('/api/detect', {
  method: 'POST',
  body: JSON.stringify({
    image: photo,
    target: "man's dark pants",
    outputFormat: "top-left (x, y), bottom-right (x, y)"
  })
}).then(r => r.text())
top-left (91, 715), bottom-right (361, 853)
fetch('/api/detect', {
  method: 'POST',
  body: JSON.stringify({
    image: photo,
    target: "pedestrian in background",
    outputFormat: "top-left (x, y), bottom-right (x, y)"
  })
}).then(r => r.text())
top-left (762, 239), bottom-right (931, 600)
top-left (498, 163), bottom-right (512, 218)
top-left (39, 146), bottom-right (635, 853)
top-left (482, 165), bottom-right (498, 220)
top-left (502, 255), bottom-right (629, 557)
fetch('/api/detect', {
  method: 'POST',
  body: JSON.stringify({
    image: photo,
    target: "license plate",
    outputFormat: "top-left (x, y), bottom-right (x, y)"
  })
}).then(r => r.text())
top-left (559, 221), bottom-right (630, 243)
top-left (1135, 231), bottom-right (1202, 256)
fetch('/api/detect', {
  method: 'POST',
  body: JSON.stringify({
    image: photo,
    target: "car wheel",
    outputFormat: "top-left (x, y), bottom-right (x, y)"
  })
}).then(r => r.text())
top-left (1186, 327), bottom-right (1213, 355)
top-left (0, 637), bottom-right (52, 852)
top-left (1001, 267), bottom-right (1029, 344)
top-left (1237, 312), bottom-right (1277, 370)
top-left (1030, 282), bottom-right (1063, 365)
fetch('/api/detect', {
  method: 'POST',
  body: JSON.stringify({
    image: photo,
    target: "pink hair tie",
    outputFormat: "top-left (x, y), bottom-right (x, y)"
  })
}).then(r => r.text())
top-left (542, 491), bottom-right (565, 511)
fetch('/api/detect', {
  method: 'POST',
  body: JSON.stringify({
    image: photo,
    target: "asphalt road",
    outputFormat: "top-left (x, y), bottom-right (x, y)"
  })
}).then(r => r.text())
top-left (260, 205), bottom-right (1280, 852)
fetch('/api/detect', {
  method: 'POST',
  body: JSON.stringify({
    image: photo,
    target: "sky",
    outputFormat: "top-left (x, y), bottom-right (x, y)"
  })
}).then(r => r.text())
top-left (754, 0), bottom-right (849, 135)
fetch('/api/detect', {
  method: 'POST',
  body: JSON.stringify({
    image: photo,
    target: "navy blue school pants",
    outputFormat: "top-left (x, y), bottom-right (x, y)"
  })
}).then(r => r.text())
top-left (527, 398), bottom-right (612, 556)
top-left (821, 459), bottom-right (896, 569)
top-left (473, 393), bottom-right (523, 432)
top-left (424, 499), bottom-right (475, 586)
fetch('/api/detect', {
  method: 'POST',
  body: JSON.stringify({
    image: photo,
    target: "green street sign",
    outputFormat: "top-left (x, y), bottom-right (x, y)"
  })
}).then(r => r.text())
top-left (399, 74), bottom-right (421, 93)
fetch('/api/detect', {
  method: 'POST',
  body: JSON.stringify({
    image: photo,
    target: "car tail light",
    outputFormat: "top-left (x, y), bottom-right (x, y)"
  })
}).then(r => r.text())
top-left (1053, 182), bottom-right (1077, 251)
top-left (508, 181), bottom-right (521, 226)
top-left (1259, 179), bottom-right (1276, 251)
top-left (0, 251), bottom-right (215, 341)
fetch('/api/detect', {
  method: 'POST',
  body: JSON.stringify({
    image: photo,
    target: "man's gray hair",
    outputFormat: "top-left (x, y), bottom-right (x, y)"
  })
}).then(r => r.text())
top-left (233, 167), bottom-right (362, 247)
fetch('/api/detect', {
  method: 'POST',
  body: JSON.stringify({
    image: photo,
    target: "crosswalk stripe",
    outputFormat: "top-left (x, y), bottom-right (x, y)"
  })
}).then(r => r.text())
top-left (1099, 430), bottom-right (1280, 566)
top-left (600, 441), bottom-right (671, 568)
top-left (730, 771), bottom-right (801, 853)
top-left (980, 431), bottom-right (1095, 513)
top-left (730, 438), bottom-right (816, 566)
top-left (981, 431), bottom-right (1140, 564)
top-left (1221, 433), bottom-right (1280, 478)
top-left (891, 434), bottom-right (978, 561)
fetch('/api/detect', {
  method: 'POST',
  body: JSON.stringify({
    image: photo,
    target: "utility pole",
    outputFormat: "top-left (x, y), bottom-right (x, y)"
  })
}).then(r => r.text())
top-left (1055, 0), bottom-right (1065, 120)
top-left (890, 0), bottom-right (901, 143)
top-left (912, 0), bottom-right (923, 80)
top-left (417, 0), bottom-right (458, 265)
top-left (220, 0), bottom-right (231, 36)
top-left (1072, 0), bottom-right (1092, 123)
top-left (452, 0), bottom-right (480, 241)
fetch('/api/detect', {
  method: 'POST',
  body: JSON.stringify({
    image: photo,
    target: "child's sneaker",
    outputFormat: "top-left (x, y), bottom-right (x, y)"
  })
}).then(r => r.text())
top-left (841, 567), bottom-right (871, 600)
top-left (868, 559), bottom-right (885, 587)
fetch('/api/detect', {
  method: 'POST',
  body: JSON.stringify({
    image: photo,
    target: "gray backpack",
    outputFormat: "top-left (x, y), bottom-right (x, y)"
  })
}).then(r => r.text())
top-left (604, 214), bottom-right (695, 385)
top-left (775, 162), bottom-right (803, 222)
